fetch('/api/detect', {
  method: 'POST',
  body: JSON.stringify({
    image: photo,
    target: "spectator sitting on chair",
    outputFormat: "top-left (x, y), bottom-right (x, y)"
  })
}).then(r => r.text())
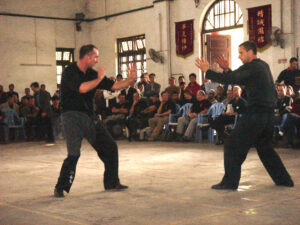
top-left (126, 92), bottom-right (148, 141)
top-left (93, 89), bottom-right (109, 120)
top-left (0, 94), bottom-right (19, 114)
top-left (7, 84), bottom-right (19, 103)
top-left (0, 110), bottom-right (7, 144)
top-left (144, 73), bottom-right (161, 98)
top-left (0, 85), bottom-right (7, 104)
top-left (25, 96), bottom-right (40, 141)
top-left (126, 82), bottom-right (138, 105)
top-left (176, 90), bottom-right (211, 142)
top-left (51, 96), bottom-right (63, 138)
top-left (280, 92), bottom-right (300, 148)
top-left (286, 85), bottom-right (295, 99)
top-left (274, 85), bottom-right (293, 127)
top-left (138, 73), bottom-right (149, 88)
top-left (186, 73), bottom-right (201, 96)
top-left (210, 86), bottom-right (247, 145)
top-left (103, 93), bottom-right (129, 125)
top-left (137, 82), bottom-right (145, 98)
top-left (148, 91), bottom-right (176, 141)
top-left (275, 57), bottom-right (300, 93)
top-left (222, 89), bottom-right (233, 107)
top-left (19, 96), bottom-right (30, 118)
top-left (165, 77), bottom-right (180, 96)
top-left (179, 81), bottom-right (186, 104)
top-left (207, 89), bottom-right (218, 104)
top-left (178, 75), bottom-right (185, 84)
top-left (170, 92), bottom-right (180, 105)
top-left (139, 93), bottom-right (161, 128)
top-left (180, 89), bottom-right (196, 106)
top-left (215, 85), bottom-right (225, 102)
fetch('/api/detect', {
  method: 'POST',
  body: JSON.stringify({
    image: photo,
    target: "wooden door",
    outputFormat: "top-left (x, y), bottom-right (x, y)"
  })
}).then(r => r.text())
top-left (206, 35), bottom-right (231, 73)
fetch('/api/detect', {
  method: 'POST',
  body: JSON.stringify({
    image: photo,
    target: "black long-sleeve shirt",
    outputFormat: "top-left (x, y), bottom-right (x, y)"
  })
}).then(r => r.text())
top-left (61, 62), bottom-right (114, 116)
top-left (205, 59), bottom-right (277, 111)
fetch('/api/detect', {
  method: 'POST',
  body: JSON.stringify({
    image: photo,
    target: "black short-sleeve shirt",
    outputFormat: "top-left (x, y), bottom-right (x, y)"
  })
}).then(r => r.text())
top-left (61, 62), bottom-right (114, 116)
top-left (161, 101), bottom-right (176, 114)
top-left (191, 100), bottom-right (211, 113)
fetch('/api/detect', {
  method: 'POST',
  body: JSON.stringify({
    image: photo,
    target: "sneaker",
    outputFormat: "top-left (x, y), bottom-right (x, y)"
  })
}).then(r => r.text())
top-left (211, 182), bottom-right (237, 190)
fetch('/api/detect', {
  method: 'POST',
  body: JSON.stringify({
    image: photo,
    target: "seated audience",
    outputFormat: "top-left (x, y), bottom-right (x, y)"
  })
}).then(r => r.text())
top-left (210, 86), bottom-right (247, 145)
top-left (144, 73), bottom-right (161, 98)
top-left (180, 89), bottom-right (196, 106)
top-left (176, 90), bottom-right (211, 141)
top-left (19, 96), bottom-right (30, 118)
top-left (7, 83), bottom-right (19, 102)
top-left (51, 96), bottom-right (63, 138)
top-left (25, 96), bottom-right (40, 141)
top-left (215, 85), bottom-right (225, 102)
top-left (203, 79), bottom-right (219, 94)
top-left (126, 93), bottom-right (149, 141)
top-left (94, 89), bottom-right (110, 120)
top-left (148, 91), bottom-right (176, 141)
top-left (186, 73), bottom-right (201, 96)
top-left (286, 85), bottom-right (295, 99)
top-left (126, 82), bottom-right (138, 105)
top-left (179, 81), bottom-right (186, 103)
top-left (0, 85), bottom-right (7, 104)
top-left (274, 85), bottom-right (293, 126)
top-left (222, 89), bottom-right (233, 107)
top-left (0, 94), bottom-right (19, 114)
top-left (165, 77), bottom-right (180, 96)
top-left (207, 89), bottom-right (218, 104)
top-left (103, 93), bottom-right (129, 125)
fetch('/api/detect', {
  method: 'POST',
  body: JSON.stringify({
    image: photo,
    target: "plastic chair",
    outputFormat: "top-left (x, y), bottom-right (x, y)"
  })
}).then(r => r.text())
top-left (1, 108), bottom-right (26, 141)
top-left (166, 103), bottom-right (193, 131)
top-left (195, 102), bottom-right (226, 143)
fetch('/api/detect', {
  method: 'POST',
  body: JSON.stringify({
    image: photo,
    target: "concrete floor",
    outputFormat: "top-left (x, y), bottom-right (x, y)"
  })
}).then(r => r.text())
top-left (0, 140), bottom-right (299, 225)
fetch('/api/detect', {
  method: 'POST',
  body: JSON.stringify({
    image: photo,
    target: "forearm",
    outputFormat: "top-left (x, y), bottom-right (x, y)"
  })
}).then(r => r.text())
top-left (79, 78), bottom-right (102, 93)
top-left (159, 110), bottom-right (171, 117)
top-left (111, 79), bottom-right (134, 91)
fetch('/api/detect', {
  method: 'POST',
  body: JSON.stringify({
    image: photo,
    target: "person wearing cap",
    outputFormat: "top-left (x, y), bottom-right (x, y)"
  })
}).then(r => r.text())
top-left (207, 89), bottom-right (218, 104)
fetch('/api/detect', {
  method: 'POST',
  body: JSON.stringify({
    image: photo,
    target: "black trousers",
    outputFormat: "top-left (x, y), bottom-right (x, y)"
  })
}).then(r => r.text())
top-left (221, 112), bottom-right (292, 187)
top-left (209, 114), bottom-right (235, 141)
top-left (55, 111), bottom-right (120, 192)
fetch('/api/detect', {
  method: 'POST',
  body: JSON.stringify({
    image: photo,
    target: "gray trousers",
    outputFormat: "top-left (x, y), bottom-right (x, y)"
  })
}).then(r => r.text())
top-left (55, 111), bottom-right (120, 192)
top-left (176, 116), bottom-right (198, 139)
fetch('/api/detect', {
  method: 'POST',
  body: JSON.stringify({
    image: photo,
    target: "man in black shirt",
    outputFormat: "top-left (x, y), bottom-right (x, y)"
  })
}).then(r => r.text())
top-left (195, 41), bottom-right (293, 190)
top-left (54, 44), bottom-right (137, 197)
top-left (148, 91), bottom-right (176, 141)
top-left (276, 57), bottom-right (300, 92)
top-left (210, 86), bottom-right (247, 145)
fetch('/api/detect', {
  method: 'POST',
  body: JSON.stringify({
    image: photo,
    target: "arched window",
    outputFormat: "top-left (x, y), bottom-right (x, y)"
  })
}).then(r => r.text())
top-left (203, 0), bottom-right (243, 33)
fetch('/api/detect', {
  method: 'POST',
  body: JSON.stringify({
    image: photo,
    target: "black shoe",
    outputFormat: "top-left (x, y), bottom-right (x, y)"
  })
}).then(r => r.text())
top-left (54, 187), bottom-right (64, 197)
top-left (105, 184), bottom-right (128, 191)
top-left (211, 182), bottom-right (237, 190)
top-left (276, 179), bottom-right (294, 187)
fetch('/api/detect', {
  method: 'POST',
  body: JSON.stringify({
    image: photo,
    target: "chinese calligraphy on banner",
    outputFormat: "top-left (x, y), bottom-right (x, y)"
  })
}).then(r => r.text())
top-left (248, 5), bottom-right (272, 49)
top-left (176, 20), bottom-right (194, 56)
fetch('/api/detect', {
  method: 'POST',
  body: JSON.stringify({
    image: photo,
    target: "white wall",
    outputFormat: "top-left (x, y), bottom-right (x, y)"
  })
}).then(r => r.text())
top-left (0, 0), bottom-right (299, 95)
top-left (0, 0), bottom-right (90, 95)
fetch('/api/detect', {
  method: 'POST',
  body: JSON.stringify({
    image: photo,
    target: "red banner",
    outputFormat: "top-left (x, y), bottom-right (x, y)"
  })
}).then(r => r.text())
top-left (176, 19), bottom-right (194, 56)
top-left (248, 5), bottom-right (272, 49)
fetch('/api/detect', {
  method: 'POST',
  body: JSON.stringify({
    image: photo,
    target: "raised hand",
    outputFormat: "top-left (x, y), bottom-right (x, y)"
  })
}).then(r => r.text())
top-left (195, 57), bottom-right (210, 73)
top-left (97, 65), bottom-right (106, 81)
top-left (128, 63), bottom-right (137, 82)
top-left (215, 55), bottom-right (229, 71)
